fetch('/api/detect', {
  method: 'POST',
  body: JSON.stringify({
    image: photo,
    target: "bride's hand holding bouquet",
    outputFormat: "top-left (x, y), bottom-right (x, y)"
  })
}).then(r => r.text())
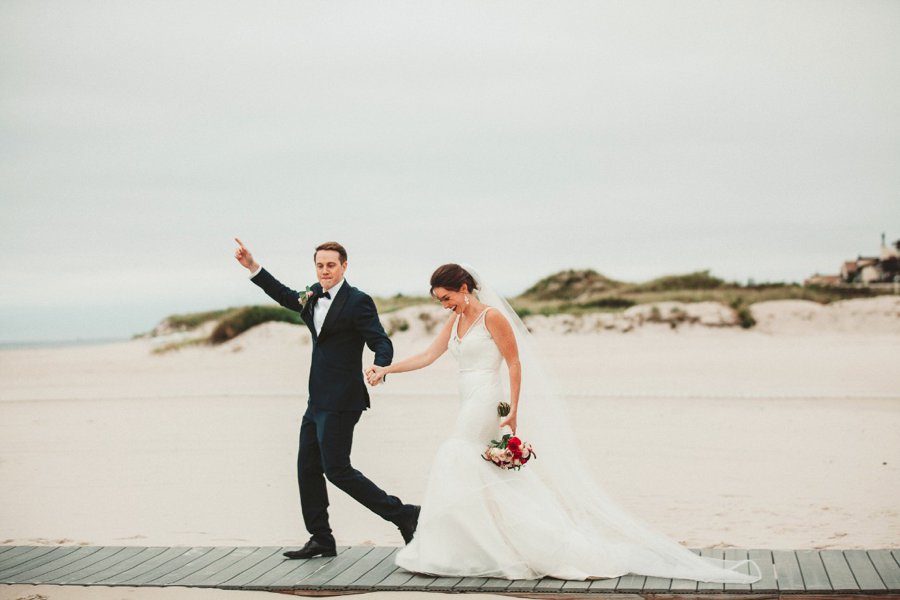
top-left (483, 401), bottom-right (535, 470)
top-left (499, 407), bottom-right (517, 434)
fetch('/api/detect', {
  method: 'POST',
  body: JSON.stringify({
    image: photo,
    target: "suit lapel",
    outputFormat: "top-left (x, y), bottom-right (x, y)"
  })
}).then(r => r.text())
top-left (317, 280), bottom-right (350, 341)
top-left (302, 282), bottom-right (322, 342)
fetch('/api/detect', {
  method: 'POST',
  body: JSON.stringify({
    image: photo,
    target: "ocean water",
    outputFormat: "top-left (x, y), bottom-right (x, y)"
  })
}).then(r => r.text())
top-left (0, 337), bottom-right (129, 351)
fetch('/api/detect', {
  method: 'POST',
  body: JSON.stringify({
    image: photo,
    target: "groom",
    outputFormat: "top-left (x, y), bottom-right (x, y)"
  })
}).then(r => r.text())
top-left (234, 238), bottom-right (420, 559)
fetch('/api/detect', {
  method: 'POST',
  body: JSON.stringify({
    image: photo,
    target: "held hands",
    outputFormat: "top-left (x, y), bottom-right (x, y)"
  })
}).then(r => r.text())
top-left (234, 237), bottom-right (259, 272)
top-left (365, 365), bottom-right (387, 386)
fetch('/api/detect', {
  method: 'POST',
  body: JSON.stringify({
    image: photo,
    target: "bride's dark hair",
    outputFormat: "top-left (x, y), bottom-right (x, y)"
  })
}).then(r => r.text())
top-left (430, 263), bottom-right (478, 297)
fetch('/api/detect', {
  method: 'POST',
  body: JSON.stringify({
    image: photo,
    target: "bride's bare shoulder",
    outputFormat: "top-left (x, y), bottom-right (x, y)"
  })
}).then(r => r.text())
top-left (483, 305), bottom-right (511, 330)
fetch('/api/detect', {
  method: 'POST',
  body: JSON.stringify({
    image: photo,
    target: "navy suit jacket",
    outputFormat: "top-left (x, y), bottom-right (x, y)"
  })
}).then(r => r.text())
top-left (251, 268), bottom-right (393, 411)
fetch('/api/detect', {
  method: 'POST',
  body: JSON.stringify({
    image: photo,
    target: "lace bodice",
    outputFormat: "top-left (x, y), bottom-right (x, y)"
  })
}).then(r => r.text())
top-left (448, 307), bottom-right (503, 372)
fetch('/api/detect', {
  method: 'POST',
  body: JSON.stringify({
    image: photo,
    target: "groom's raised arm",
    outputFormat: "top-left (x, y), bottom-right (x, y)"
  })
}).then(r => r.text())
top-left (250, 268), bottom-right (304, 313)
top-left (355, 294), bottom-right (393, 367)
top-left (234, 237), bottom-right (303, 313)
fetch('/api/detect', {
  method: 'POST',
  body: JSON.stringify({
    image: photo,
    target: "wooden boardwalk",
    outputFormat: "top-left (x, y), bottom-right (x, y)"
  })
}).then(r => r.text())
top-left (1, 545), bottom-right (899, 597)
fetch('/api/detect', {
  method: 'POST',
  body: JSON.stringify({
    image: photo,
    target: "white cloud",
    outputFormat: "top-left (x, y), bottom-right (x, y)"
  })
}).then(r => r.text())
top-left (1, 0), bottom-right (898, 340)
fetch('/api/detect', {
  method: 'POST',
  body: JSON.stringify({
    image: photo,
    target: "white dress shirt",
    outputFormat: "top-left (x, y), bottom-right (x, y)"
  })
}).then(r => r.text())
top-left (312, 278), bottom-right (344, 335)
top-left (249, 265), bottom-right (344, 336)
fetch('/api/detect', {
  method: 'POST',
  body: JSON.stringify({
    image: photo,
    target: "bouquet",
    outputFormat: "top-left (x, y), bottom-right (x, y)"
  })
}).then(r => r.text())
top-left (481, 402), bottom-right (536, 470)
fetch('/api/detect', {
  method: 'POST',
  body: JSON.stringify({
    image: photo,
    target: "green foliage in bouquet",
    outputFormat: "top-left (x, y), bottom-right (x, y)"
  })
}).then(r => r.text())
top-left (490, 432), bottom-right (514, 449)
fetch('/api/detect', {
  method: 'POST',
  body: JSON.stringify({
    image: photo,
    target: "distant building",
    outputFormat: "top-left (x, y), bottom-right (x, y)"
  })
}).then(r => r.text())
top-left (838, 233), bottom-right (900, 284)
top-left (839, 261), bottom-right (859, 282)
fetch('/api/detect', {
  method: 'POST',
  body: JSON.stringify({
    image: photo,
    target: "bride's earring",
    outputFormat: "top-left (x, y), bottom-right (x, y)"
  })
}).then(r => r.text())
top-left (464, 294), bottom-right (470, 306)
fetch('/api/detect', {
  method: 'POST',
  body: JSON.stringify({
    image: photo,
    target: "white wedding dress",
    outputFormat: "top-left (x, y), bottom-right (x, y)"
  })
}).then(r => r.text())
top-left (394, 277), bottom-right (762, 583)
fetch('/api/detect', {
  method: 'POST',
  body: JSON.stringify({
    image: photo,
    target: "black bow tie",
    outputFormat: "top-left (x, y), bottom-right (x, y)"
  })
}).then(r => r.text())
top-left (319, 290), bottom-right (331, 300)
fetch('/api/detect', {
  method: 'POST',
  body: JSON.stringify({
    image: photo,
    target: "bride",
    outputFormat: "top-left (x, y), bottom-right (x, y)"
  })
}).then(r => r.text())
top-left (365, 263), bottom-right (761, 583)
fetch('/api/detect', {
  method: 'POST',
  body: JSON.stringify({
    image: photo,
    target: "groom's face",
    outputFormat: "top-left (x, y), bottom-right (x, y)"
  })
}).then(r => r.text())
top-left (315, 250), bottom-right (347, 291)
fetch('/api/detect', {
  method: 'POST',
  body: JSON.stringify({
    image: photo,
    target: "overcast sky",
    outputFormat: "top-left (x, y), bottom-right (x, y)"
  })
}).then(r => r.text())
top-left (1, 1), bottom-right (898, 342)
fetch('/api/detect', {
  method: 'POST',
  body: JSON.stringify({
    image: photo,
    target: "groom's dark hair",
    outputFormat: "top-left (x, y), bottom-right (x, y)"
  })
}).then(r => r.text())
top-left (314, 241), bottom-right (348, 264)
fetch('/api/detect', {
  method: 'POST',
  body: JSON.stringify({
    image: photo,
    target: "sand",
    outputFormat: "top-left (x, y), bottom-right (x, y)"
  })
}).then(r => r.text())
top-left (1, 298), bottom-right (898, 599)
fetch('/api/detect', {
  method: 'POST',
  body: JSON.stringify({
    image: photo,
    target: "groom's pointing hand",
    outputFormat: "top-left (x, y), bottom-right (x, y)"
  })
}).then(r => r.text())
top-left (234, 237), bottom-right (260, 272)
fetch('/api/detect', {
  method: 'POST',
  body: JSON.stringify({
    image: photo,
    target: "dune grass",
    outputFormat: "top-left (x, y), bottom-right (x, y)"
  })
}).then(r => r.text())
top-left (147, 271), bottom-right (892, 347)
top-left (208, 305), bottom-right (305, 343)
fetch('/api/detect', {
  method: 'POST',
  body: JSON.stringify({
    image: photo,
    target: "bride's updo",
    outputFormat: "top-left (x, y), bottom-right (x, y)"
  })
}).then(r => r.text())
top-left (430, 263), bottom-right (478, 296)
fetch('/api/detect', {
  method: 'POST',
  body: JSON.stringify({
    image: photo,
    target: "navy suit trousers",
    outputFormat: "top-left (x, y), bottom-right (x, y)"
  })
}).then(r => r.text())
top-left (297, 404), bottom-right (406, 544)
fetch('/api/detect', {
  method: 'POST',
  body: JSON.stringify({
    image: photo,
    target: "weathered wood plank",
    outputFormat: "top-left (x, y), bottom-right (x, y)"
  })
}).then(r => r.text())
top-left (89, 547), bottom-right (168, 584)
top-left (347, 549), bottom-right (401, 589)
top-left (0, 547), bottom-right (40, 572)
top-left (796, 549), bottom-right (832, 591)
top-left (506, 577), bottom-right (541, 593)
top-left (615, 572), bottom-right (646, 593)
top-left (772, 549), bottom-right (805, 591)
top-left (98, 547), bottom-right (192, 585)
top-left (7, 546), bottom-right (96, 582)
top-left (537, 576), bottom-right (569, 592)
top-left (479, 576), bottom-right (513, 592)
top-left (0, 546), bottom-right (39, 569)
top-left (268, 554), bottom-right (345, 590)
top-left (80, 547), bottom-right (172, 585)
top-left (245, 546), bottom-right (348, 589)
top-left (588, 574), bottom-right (622, 590)
top-left (37, 546), bottom-right (123, 584)
top-left (200, 547), bottom-right (281, 587)
top-left (642, 574), bottom-right (673, 592)
top-left (372, 564), bottom-right (414, 590)
top-left (820, 549), bottom-right (859, 592)
top-left (845, 548), bottom-right (887, 591)
top-left (284, 546), bottom-right (371, 589)
top-left (698, 548), bottom-right (725, 591)
top-left (151, 546), bottom-right (236, 586)
top-left (57, 547), bottom-right (145, 585)
top-left (560, 578), bottom-right (592, 592)
top-left (318, 546), bottom-right (394, 588)
top-left (0, 546), bottom-right (83, 580)
top-left (748, 549), bottom-right (777, 593)
top-left (449, 576), bottom-right (489, 591)
top-left (219, 546), bottom-right (289, 589)
top-left (4, 544), bottom-right (900, 594)
top-left (869, 549), bottom-right (900, 589)
top-left (724, 548), bottom-right (752, 592)
top-left (395, 572), bottom-right (440, 591)
top-left (0, 546), bottom-right (57, 574)
top-left (174, 546), bottom-right (262, 586)
top-left (120, 547), bottom-right (215, 586)
top-left (425, 575), bottom-right (462, 591)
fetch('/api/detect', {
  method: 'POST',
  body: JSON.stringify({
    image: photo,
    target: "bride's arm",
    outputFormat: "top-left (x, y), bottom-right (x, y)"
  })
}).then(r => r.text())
top-left (485, 310), bottom-right (521, 433)
top-left (366, 314), bottom-right (455, 385)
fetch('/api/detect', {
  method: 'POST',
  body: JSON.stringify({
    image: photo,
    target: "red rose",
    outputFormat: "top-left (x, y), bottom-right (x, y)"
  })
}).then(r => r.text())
top-left (507, 437), bottom-right (521, 449)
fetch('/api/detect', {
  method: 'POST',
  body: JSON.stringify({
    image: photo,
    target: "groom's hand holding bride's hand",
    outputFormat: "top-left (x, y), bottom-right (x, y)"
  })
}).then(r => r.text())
top-left (365, 365), bottom-right (387, 386)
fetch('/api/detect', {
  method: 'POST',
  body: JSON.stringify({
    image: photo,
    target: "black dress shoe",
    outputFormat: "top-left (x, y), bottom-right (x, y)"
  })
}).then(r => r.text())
top-left (396, 505), bottom-right (421, 544)
top-left (283, 538), bottom-right (337, 559)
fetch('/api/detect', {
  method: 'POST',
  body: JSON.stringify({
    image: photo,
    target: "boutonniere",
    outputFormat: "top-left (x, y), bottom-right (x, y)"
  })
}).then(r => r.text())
top-left (298, 285), bottom-right (315, 310)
